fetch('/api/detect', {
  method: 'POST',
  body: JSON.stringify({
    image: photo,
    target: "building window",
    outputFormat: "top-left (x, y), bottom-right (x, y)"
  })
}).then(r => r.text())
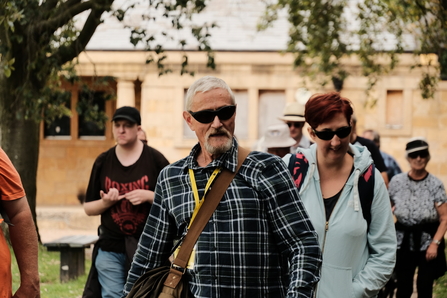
top-left (78, 90), bottom-right (106, 138)
top-left (385, 90), bottom-right (404, 129)
top-left (43, 92), bottom-right (72, 139)
top-left (258, 91), bottom-right (286, 138)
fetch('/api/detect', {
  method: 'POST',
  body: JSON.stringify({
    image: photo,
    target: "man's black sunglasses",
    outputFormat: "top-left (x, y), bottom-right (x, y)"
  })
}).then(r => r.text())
top-left (188, 105), bottom-right (236, 124)
top-left (312, 126), bottom-right (352, 141)
top-left (287, 122), bottom-right (304, 129)
top-left (408, 149), bottom-right (429, 159)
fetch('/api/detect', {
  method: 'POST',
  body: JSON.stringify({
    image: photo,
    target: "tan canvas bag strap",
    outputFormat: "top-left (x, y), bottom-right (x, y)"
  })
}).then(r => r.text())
top-left (164, 146), bottom-right (250, 288)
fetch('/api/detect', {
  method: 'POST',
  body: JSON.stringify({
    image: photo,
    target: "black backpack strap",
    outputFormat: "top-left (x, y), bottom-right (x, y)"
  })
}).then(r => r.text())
top-left (358, 163), bottom-right (375, 231)
top-left (287, 153), bottom-right (297, 178)
top-left (287, 153), bottom-right (310, 191)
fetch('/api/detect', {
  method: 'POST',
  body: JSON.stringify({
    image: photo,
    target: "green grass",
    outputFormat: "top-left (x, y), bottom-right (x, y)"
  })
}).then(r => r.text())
top-left (434, 270), bottom-right (447, 297)
top-left (11, 245), bottom-right (91, 298)
top-left (433, 246), bottom-right (447, 297)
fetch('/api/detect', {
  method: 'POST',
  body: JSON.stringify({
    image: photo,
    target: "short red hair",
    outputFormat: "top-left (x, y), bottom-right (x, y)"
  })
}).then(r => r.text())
top-left (305, 92), bottom-right (354, 129)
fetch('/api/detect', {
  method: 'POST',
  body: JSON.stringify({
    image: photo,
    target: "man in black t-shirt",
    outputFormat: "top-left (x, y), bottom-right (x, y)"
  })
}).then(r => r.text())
top-left (82, 106), bottom-right (169, 298)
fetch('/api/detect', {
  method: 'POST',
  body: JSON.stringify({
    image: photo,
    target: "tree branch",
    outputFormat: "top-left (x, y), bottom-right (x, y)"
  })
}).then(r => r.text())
top-left (52, 0), bottom-right (84, 17)
top-left (53, 0), bottom-right (115, 65)
top-left (40, 0), bottom-right (59, 13)
top-left (33, 1), bottom-right (94, 35)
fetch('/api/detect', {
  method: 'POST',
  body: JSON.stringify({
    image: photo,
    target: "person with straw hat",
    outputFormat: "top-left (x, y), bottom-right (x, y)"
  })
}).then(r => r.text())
top-left (279, 102), bottom-right (312, 152)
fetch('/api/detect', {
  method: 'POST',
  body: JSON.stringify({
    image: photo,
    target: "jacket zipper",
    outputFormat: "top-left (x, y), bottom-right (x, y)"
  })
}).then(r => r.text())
top-left (313, 221), bottom-right (329, 298)
top-left (314, 186), bottom-right (344, 298)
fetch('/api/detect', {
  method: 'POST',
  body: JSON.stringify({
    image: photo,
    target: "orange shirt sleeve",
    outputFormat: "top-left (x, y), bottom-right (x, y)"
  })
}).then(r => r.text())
top-left (0, 147), bottom-right (25, 201)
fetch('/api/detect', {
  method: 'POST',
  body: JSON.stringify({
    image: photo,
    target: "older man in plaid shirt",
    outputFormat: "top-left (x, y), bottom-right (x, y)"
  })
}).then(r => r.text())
top-left (123, 76), bottom-right (322, 298)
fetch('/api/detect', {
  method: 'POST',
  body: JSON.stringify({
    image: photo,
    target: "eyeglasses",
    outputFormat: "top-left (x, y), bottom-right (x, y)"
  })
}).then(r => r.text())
top-left (287, 122), bottom-right (304, 129)
top-left (408, 149), bottom-right (429, 159)
top-left (312, 126), bottom-right (352, 141)
top-left (188, 105), bottom-right (236, 124)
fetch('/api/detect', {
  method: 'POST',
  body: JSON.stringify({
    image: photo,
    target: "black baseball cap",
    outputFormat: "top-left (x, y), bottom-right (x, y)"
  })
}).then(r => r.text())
top-left (112, 106), bottom-right (141, 125)
top-left (405, 138), bottom-right (429, 154)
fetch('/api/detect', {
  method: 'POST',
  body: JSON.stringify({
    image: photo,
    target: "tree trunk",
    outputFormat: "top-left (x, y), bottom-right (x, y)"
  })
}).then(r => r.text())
top-left (0, 75), bottom-right (41, 242)
top-left (440, 48), bottom-right (447, 81)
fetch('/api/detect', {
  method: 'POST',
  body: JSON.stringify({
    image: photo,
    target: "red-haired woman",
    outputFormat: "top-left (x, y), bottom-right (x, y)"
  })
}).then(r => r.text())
top-left (283, 92), bottom-right (396, 298)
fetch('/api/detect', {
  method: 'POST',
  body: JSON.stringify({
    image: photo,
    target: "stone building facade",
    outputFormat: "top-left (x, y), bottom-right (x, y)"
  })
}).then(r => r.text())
top-left (36, 50), bottom-right (447, 205)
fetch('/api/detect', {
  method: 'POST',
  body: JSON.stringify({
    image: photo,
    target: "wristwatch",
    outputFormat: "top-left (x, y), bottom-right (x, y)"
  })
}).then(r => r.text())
top-left (432, 239), bottom-right (441, 245)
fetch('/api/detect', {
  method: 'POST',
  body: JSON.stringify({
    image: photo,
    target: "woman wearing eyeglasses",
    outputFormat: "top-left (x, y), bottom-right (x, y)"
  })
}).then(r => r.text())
top-left (389, 138), bottom-right (447, 298)
top-left (283, 92), bottom-right (396, 298)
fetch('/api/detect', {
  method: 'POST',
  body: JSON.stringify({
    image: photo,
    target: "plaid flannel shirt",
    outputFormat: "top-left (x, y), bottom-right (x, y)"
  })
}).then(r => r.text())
top-left (123, 139), bottom-right (321, 298)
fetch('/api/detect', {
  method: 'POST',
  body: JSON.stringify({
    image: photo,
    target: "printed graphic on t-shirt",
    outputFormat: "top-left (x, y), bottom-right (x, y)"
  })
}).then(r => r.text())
top-left (111, 200), bottom-right (148, 235)
top-left (106, 175), bottom-right (150, 235)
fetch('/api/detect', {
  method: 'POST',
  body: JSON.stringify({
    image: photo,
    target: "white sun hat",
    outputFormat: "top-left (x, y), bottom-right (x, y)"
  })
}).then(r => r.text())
top-left (263, 124), bottom-right (297, 149)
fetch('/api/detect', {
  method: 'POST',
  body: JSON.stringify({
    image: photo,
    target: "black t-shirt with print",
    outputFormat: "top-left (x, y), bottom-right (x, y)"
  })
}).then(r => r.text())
top-left (86, 144), bottom-right (169, 253)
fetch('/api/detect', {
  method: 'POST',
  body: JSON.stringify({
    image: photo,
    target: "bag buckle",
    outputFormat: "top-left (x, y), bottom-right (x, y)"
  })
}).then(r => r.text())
top-left (171, 263), bottom-right (186, 274)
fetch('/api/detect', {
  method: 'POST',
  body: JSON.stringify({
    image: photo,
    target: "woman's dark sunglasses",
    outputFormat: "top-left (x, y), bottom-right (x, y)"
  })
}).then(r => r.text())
top-left (408, 149), bottom-right (429, 159)
top-left (312, 126), bottom-right (352, 141)
top-left (188, 105), bottom-right (236, 124)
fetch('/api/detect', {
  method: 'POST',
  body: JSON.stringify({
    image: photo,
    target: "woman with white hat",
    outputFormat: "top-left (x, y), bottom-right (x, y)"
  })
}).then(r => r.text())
top-left (389, 137), bottom-right (447, 298)
top-left (263, 123), bottom-right (297, 157)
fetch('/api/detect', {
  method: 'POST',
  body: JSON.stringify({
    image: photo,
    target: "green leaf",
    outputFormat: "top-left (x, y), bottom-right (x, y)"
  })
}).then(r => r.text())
top-left (4, 67), bottom-right (11, 77)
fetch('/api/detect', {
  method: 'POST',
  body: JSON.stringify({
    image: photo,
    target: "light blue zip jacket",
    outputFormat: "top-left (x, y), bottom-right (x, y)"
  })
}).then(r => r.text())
top-left (283, 144), bottom-right (396, 298)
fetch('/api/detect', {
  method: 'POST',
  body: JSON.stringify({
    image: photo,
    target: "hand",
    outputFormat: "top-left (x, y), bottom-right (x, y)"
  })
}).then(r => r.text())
top-left (426, 243), bottom-right (438, 261)
top-left (100, 188), bottom-right (120, 207)
top-left (13, 284), bottom-right (40, 298)
top-left (120, 189), bottom-right (154, 205)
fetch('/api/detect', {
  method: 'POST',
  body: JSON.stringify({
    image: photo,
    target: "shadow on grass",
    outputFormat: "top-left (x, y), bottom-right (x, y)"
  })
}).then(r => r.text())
top-left (11, 245), bottom-right (91, 298)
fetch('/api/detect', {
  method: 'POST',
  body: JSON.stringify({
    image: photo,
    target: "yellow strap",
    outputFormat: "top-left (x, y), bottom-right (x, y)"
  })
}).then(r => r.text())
top-left (188, 167), bottom-right (221, 228)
